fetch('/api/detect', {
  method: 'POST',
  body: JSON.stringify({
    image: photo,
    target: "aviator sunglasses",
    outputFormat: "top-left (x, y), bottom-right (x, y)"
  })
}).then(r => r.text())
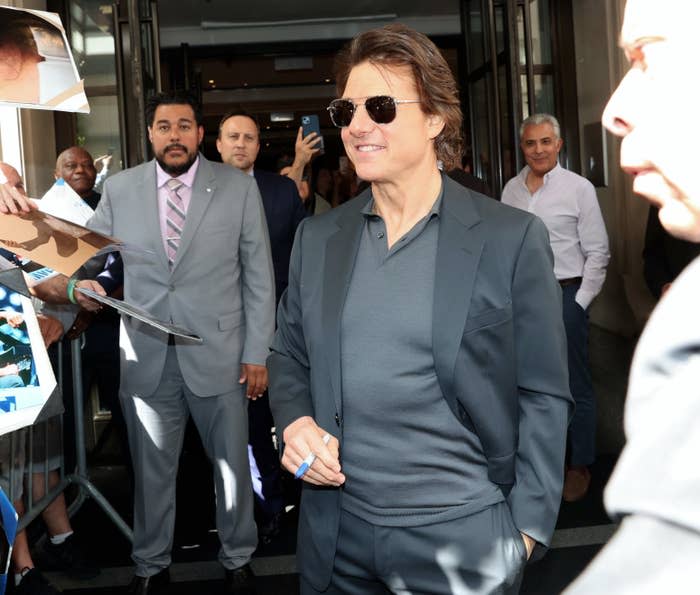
top-left (327, 96), bottom-right (421, 128)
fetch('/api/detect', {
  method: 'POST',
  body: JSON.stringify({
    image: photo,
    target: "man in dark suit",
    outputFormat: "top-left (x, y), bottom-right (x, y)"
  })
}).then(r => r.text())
top-left (642, 205), bottom-right (700, 299)
top-left (217, 110), bottom-right (307, 542)
top-left (269, 25), bottom-right (572, 595)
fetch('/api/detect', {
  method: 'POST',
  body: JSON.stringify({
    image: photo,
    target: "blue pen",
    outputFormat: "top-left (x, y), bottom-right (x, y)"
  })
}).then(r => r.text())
top-left (295, 433), bottom-right (331, 479)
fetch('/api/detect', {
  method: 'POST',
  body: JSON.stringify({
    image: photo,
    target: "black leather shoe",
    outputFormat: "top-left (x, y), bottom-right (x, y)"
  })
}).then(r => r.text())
top-left (224, 564), bottom-right (257, 594)
top-left (126, 568), bottom-right (170, 594)
top-left (40, 534), bottom-right (100, 579)
top-left (259, 511), bottom-right (283, 545)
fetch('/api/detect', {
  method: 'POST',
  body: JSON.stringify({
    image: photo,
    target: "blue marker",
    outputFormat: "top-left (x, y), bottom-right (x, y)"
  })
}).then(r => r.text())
top-left (295, 433), bottom-right (331, 479)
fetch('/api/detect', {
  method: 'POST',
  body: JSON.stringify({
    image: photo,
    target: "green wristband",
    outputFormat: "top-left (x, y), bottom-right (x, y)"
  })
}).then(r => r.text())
top-left (67, 278), bottom-right (78, 305)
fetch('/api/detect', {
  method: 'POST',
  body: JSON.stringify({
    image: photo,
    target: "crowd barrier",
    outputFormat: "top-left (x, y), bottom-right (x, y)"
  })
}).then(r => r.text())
top-left (6, 338), bottom-right (132, 540)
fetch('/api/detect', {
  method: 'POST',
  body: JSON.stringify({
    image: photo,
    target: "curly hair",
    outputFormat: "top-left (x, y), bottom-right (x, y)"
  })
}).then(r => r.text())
top-left (334, 24), bottom-right (463, 170)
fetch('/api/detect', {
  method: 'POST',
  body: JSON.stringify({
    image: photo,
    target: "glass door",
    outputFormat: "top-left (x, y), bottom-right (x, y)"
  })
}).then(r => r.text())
top-left (55, 0), bottom-right (161, 170)
top-left (461, 0), bottom-right (578, 196)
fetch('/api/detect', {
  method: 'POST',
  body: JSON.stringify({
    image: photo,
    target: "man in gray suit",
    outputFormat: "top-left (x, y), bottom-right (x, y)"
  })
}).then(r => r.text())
top-left (269, 25), bottom-right (572, 595)
top-left (566, 1), bottom-right (700, 592)
top-left (98, 91), bottom-right (274, 594)
top-left (20, 91), bottom-right (274, 595)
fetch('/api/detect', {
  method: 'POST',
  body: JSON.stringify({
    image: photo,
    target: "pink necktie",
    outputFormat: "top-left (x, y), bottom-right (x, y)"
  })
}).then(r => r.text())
top-left (165, 178), bottom-right (185, 266)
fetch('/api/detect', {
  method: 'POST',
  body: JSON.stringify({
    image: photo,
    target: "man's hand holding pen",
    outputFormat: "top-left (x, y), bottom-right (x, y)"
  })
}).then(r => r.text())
top-left (282, 416), bottom-right (345, 487)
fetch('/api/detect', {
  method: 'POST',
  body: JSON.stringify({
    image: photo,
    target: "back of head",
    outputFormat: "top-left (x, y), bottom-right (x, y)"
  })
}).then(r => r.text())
top-left (333, 24), bottom-right (463, 171)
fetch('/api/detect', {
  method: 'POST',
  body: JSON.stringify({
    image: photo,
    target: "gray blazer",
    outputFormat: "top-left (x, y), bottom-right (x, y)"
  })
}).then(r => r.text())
top-left (269, 175), bottom-right (573, 590)
top-left (88, 155), bottom-right (275, 398)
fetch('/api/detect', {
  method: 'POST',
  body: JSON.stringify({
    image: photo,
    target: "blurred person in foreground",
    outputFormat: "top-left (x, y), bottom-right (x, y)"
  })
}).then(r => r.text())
top-left (268, 23), bottom-right (572, 595)
top-left (565, 0), bottom-right (700, 592)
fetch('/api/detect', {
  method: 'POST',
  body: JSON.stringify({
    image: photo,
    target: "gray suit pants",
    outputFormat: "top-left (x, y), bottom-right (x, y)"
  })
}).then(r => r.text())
top-left (301, 502), bottom-right (526, 595)
top-left (121, 346), bottom-right (256, 576)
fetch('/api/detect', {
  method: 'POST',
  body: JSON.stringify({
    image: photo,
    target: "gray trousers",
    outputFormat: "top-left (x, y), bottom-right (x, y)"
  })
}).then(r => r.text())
top-left (301, 502), bottom-right (526, 595)
top-left (121, 346), bottom-right (256, 577)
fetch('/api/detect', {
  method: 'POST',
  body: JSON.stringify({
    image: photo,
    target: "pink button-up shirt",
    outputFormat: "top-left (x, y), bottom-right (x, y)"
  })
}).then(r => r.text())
top-left (155, 157), bottom-right (199, 256)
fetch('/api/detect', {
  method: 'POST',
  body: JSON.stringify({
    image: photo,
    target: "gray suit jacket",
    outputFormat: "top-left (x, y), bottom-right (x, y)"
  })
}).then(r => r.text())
top-left (269, 175), bottom-right (573, 590)
top-left (88, 155), bottom-right (275, 398)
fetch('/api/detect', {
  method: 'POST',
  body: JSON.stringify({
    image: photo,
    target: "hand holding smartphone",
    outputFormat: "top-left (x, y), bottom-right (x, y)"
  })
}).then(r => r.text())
top-left (301, 115), bottom-right (325, 155)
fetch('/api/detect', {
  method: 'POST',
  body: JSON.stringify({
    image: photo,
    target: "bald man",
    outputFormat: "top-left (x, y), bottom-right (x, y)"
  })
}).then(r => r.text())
top-left (52, 146), bottom-right (127, 476)
top-left (54, 146), bottom-right (100, 209)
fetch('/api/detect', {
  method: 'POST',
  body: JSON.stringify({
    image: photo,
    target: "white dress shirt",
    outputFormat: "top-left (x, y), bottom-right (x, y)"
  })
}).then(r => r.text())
top-left (501, 163), bottom-right (610, 309)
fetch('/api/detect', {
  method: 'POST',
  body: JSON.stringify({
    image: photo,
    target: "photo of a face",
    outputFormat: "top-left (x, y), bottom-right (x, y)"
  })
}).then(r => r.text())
top-left (0, 283), bottom-right (57, 433)
top-left (0, 7), bottom-right (89, 113)
top-left (0, 288), bottom-right (38, 396)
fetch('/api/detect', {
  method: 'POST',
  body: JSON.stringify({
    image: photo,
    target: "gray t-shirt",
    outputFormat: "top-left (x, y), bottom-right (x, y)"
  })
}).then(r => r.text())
top-left (340, 191), bottom-right (503, 527)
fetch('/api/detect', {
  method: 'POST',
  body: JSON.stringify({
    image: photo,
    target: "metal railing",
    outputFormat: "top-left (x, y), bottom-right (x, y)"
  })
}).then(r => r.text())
top-left (6, 338), bottom-right (131, 541)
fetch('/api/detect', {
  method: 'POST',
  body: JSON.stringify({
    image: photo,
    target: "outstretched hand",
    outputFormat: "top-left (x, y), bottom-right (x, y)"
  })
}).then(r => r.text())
top-left (0, 179), bottom-right (36, 214)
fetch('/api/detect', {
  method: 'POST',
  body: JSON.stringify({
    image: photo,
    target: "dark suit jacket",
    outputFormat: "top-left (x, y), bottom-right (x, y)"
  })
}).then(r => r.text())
top-left (268, 175), bottom-right (572, 590)
top-left (82, 190), bottom-right (101, 211)
top-left (254, 169), bottom-right (307, 302)
top-left (643, 205), bottom-right (700, 299)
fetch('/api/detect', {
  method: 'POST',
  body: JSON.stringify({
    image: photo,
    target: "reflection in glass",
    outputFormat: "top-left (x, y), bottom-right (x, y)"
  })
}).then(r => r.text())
top-left (467, 0), bottom-right (485, 71)
top-left (69, 1), bottom-right (122, 175)
top-left (494, 4), bottom-right (505, 54)
top-left (498, 64), bottom-right (514, 182)
top-left (520, 74), bottom-right (554, 119)
top-left (534, 74), bottom-right (554, 114)
top-left (470, 78), bottom-right (491, 186)
top-left (530, 0), bottom-right (552, 65)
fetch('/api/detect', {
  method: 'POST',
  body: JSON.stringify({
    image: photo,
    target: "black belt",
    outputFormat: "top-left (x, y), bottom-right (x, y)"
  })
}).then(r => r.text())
top-left (558, 276), bottom-right (582, 287)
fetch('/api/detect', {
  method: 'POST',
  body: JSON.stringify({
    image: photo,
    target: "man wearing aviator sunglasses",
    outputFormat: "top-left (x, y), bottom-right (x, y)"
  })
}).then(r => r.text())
top-left (269, 23), bottom-right (572, 595)
top-left (327, 96), bottom-right (421, 128)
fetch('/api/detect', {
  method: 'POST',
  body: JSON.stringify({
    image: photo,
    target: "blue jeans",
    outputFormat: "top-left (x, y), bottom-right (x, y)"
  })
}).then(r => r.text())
top-left (561, 283), bottom-right (595, 466)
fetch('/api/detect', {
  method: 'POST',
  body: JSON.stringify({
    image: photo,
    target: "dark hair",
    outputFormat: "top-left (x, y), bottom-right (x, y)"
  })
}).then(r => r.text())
top-left (0, 10), bottom-right (54, 61)
top-left (145, 90), bottom-right (202, 127)
top-left (217, 108), bottom-right (259, 138)
top-left (276, 154), bottom-right (294, 172)
top-left (334, 24), bottom-right (463, 170)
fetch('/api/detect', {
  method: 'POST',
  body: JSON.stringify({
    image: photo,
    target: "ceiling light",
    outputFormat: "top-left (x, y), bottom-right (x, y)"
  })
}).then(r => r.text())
top-left (271, 112), bottom-right (294, 123)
